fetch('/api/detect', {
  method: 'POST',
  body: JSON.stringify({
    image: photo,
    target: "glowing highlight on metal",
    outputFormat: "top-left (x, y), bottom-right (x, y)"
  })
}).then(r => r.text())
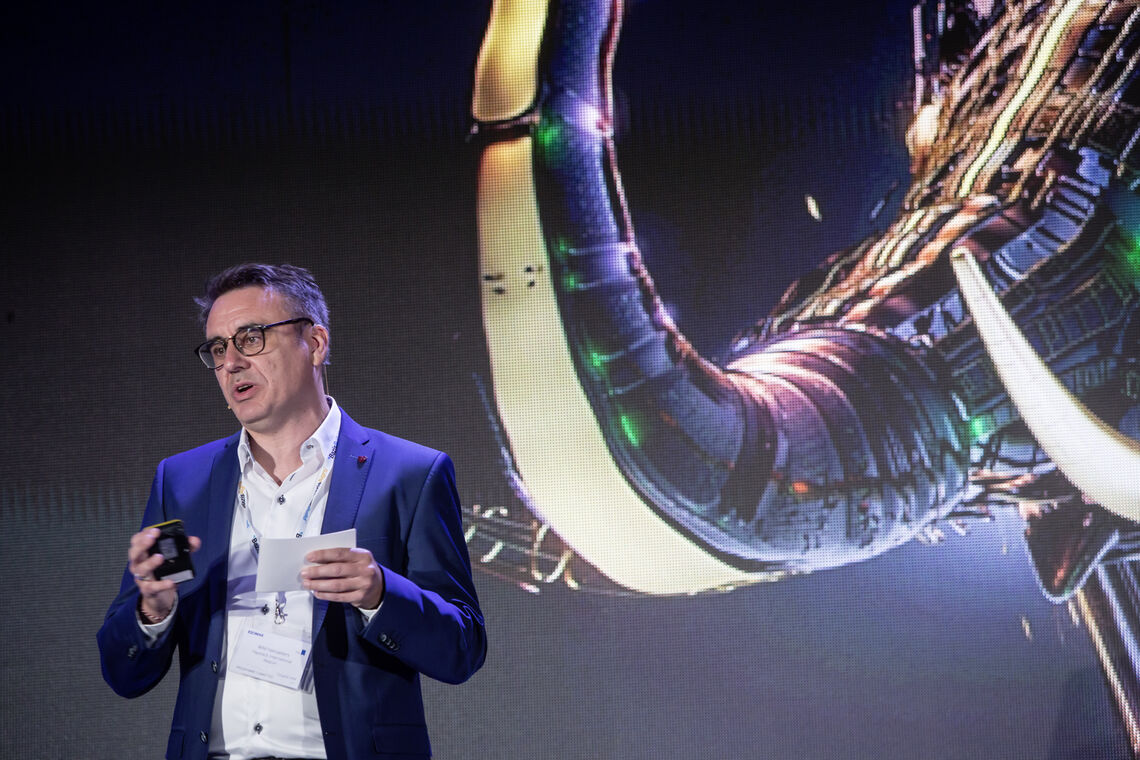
top-left (619, 414), bottom-right (640, 447)
top-left (874, 208), bottom-right (924, 268)
top-left (969, 414), bottom-right (992, 442)
top-left (535, 121), bottom-right (563, 153)
top-left (1118, 237), bottom-right (1140, 280)
top-left (957, 0), bottom-right (1083, 197)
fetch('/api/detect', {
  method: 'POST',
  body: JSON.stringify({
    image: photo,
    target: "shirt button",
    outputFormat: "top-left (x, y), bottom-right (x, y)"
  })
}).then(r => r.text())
top-left (276, 495), bottom-right (286, 505)
top-left (254, 723), bottom-right (263, 734)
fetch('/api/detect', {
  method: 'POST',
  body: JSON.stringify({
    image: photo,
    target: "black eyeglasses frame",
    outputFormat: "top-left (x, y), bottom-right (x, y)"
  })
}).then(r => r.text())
top-left (194, 317), bottom-right (314, 369)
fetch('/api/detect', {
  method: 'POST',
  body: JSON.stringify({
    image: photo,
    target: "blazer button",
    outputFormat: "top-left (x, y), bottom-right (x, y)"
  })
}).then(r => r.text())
top-left (211, 660), bottom-right (219, 673)
top-left (199, 731), bottom-right (208, 743)
top-left (126, 645), bottom-right (139, 659)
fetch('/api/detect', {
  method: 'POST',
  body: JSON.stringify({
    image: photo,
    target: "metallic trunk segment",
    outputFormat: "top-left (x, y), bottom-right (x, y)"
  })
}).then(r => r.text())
top-left (472, 0), bottom-right (1140, 594)
top-left (474, 0), bottom-right (769, 593)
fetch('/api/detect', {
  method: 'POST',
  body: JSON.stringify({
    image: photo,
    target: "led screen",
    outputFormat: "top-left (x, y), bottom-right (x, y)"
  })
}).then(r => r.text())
top-left (2, 1), bottom-right (1139, 758)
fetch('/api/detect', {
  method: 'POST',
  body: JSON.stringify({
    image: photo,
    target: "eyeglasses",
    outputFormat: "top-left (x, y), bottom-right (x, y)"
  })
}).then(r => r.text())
top-left (195, 317), bottom-right (313, 369)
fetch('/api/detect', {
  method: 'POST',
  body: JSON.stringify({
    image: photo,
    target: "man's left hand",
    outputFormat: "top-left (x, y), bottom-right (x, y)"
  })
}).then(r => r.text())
top-left (301, 548), bottom-right (385, 609)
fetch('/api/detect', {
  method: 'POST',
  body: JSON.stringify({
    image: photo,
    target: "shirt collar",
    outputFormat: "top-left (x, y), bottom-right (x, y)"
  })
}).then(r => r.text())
top-left (237, 397), bottom-right (342, 471)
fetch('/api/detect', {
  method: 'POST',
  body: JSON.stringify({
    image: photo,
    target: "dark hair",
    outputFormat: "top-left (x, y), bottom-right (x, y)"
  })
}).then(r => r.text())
top-left (195, 263), bottom-right (330, 363)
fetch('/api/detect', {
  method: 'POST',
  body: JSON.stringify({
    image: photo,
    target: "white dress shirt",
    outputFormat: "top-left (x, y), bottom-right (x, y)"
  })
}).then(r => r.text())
top-left (143, 400), bottom-right (366, 759)
top-left (207, 399), bottom-right (342, 759)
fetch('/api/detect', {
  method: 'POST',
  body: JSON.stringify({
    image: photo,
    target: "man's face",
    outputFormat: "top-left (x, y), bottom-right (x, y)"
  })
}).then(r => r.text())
top-left (204, 286), bottom-right (325, 435)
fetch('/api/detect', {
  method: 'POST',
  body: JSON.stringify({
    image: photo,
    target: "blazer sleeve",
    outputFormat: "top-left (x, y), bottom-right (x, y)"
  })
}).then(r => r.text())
top-left (359, 452), bottom-right (488, 684)
top-left (96, 459), bottom-right (179, 698)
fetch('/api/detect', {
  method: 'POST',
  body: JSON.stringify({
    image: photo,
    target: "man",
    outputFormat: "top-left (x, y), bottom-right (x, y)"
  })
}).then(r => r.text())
top-left (98, 263), bottom-right (486, 760)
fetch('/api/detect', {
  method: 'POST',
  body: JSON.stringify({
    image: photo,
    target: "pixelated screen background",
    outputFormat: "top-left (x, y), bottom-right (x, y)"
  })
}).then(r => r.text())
top-left (0, 2), bottom-right (1131, 758)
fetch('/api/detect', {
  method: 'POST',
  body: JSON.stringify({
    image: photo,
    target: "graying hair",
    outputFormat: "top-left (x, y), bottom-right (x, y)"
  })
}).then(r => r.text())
top-left (195, 263), bottom-right (330, 363)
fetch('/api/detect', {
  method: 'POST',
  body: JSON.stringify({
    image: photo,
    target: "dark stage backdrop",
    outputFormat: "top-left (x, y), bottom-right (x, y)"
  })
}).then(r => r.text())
top-left (0, 2), bottom-right (1132, 759)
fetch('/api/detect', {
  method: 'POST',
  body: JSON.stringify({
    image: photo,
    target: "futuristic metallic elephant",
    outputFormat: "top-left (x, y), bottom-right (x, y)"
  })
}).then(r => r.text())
top-left (469, 0), bottom-right (1140, 597)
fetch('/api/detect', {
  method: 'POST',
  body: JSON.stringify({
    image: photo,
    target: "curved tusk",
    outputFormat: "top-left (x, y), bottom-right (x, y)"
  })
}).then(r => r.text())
top-left (950, 247), bottom-right (1140, 522)
top-left (472, 0), bottom-right (550, 123)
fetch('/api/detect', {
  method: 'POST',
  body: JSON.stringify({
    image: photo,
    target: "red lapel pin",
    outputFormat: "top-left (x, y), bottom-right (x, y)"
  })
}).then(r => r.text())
top-left (357, 455), bottom-right (368, 465)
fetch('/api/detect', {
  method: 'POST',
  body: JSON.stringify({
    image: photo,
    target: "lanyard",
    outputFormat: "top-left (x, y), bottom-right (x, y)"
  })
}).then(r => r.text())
top-left (238, 442), bottom-right (337, 560)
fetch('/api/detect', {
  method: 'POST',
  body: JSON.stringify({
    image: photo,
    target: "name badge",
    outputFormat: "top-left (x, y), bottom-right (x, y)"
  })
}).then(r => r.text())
top-left (229, 618), bottom-right (312, 690)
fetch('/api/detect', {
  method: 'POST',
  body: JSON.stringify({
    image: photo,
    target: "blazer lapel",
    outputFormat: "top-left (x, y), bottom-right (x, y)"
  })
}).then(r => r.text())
top-left (206, 434), bottom-right (240, 611)
top-left (313, 411), bottom-right (375, 635)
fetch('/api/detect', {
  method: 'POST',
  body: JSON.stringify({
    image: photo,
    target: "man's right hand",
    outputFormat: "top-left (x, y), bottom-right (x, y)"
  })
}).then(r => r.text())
top-left (128, 527), bottom-right (202, 624)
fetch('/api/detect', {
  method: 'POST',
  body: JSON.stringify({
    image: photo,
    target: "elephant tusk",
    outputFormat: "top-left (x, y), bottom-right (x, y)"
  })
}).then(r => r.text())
top-left (472, 0), bottom-right (550, 123)
top-left (950, 247), bottom-right (1140, 522)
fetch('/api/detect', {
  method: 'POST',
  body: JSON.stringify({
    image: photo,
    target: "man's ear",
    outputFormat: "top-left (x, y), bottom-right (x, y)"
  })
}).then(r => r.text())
top-left (309, 324), bottom-right (330, 366)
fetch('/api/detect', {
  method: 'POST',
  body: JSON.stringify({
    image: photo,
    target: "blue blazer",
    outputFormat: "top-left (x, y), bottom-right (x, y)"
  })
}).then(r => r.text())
top-left (97, 412), bottom-right (487, 759)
